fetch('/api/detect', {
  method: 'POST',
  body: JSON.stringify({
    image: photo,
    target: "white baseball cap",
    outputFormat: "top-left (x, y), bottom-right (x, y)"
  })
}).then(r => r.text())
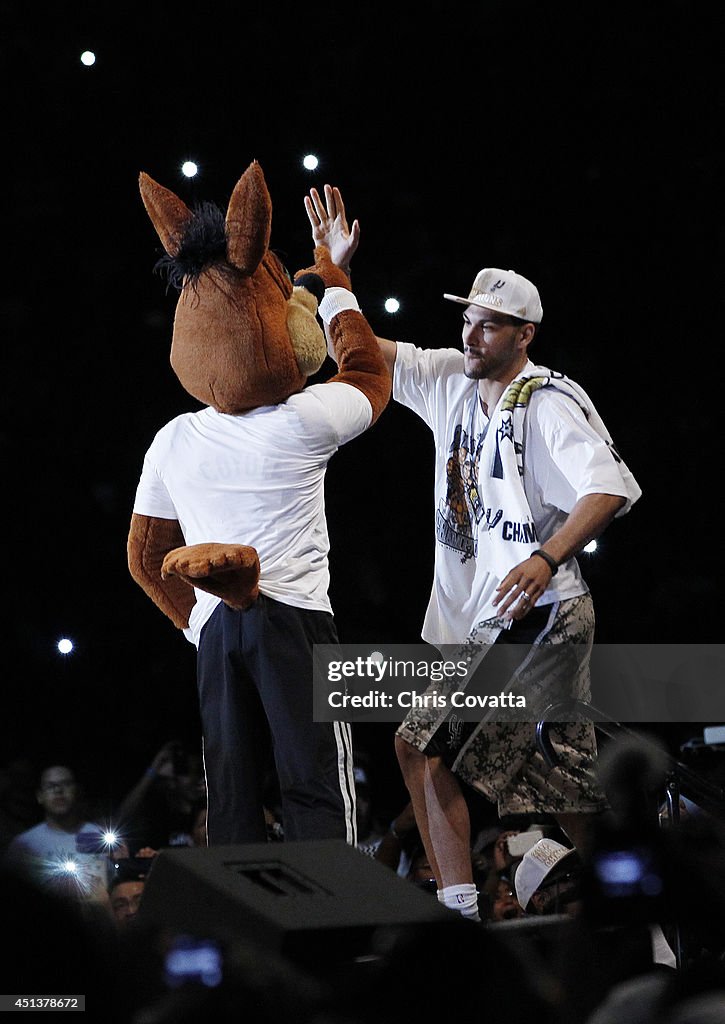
top-left (443, 267), bottom-right (543, 324)
top-left (513, 838), bottom-right (577, 911)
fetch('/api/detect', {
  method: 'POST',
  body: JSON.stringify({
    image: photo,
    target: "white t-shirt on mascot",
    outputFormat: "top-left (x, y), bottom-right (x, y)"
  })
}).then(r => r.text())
top-left (133, 380), bottom-right (371, 647)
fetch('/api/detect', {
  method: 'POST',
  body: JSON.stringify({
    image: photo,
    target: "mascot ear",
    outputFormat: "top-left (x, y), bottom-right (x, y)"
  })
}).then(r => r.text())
top-left (139, 172), bottom-right (194, 257)
top-left (225, 160), bottom-right (272, 276)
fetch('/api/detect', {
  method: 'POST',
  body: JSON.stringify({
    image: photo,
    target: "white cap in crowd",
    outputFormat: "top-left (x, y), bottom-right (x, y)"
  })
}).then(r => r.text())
top-left (514, 837), bottom-right (577, 910)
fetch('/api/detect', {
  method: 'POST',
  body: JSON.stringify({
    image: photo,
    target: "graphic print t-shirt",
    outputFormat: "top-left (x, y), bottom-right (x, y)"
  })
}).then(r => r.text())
top-left (393, 343), bottom-right (630, 645)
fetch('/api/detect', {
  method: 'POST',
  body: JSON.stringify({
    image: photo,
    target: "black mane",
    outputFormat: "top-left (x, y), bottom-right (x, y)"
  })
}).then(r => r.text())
top-left (154, 200), bottom-right (230, 292)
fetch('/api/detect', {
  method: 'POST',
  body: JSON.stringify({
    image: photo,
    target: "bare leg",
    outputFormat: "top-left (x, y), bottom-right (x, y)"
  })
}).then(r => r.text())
top-left (395, 736), bottom-right (473, 889)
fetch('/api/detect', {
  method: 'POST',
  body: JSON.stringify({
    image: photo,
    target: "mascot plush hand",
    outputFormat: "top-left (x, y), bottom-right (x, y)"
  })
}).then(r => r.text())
top-left (127, 161), bottom-right (390, 629)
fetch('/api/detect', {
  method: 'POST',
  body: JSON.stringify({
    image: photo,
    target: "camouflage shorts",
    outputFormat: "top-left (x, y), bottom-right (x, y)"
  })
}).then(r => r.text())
top-left (396, 594), bottom-right (607, 816)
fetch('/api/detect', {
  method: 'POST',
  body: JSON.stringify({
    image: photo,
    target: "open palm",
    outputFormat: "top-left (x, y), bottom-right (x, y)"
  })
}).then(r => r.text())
top-left (304, 184), bottom-right (360, 273)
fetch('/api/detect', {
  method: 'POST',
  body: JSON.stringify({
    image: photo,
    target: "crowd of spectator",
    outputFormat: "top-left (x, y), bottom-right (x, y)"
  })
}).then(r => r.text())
top-left (1, 728), bottom-right (724, 1024)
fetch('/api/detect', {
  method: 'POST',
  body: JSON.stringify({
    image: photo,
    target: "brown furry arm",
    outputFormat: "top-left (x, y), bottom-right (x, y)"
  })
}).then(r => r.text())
top-left (127, 514), bottom-right (196, 629)
top-left (325, 311), bottom-right (391, 424)
top-left (295, 245), bottom-right (391, 422)
top-left (296, 245), bottom-right (351, 290)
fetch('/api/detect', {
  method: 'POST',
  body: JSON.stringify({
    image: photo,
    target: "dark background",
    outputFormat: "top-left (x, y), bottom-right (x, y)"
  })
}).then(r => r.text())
top-left (3, 1), bottom-right (722, 820)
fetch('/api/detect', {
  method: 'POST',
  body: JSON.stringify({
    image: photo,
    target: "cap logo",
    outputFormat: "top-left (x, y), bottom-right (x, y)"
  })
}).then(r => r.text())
top-left (490, 280), bottom-right (506, 291)
top-left (469, 290), bottom-right (504, 307)
top-left (532, 844), bottom-right (567, 868)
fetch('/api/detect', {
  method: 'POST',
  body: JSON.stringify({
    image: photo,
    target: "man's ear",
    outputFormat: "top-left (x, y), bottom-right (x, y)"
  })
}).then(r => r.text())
top-left (520, 322), bottom-right (537, 350)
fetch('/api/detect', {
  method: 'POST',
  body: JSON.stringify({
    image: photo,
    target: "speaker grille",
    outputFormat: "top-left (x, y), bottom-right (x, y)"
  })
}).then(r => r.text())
top-left (225, 860), bottom-right (332, 897)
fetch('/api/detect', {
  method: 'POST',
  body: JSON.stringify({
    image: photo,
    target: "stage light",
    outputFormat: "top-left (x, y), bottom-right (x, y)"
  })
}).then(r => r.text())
top-left (57, 638), bottom-right (74, 655)
top-left (80, 51), bottom-right (96, 67)
top-left (302, 154), bottom-right (319, 170)
top-left (181, 161), bottom-right (198, 178)
top-left (583, 540), bottom-right (598, 553)
top-left (384, 297), bottom-right (401, 314)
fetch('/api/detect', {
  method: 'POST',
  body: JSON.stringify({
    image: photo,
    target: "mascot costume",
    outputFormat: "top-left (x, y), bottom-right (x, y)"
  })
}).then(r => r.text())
top-left (128, 161), bottom-right (390, 845)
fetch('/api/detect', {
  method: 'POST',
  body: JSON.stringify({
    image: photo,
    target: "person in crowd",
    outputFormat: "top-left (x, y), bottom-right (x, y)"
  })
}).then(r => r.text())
top-left (107, 860), bottom-right (150, 930)
top-left (4, 764), bottom-right (114, 904)
top-left (113, 739), bottom-right (206, 853)
top-left (513, 837), bottom-right (582, 916)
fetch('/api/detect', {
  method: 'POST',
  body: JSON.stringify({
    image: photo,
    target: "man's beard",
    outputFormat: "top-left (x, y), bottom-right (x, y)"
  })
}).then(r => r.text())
top-left (463, 355), bottom-right (490, 379)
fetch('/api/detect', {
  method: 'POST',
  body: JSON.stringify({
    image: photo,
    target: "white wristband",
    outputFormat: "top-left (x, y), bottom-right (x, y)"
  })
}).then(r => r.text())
top-left (318, 287), bottom-right (361, 324)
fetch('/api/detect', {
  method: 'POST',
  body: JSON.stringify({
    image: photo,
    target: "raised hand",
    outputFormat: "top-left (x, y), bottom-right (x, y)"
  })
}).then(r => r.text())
top-left (304, 184), bottom-right (360, 275)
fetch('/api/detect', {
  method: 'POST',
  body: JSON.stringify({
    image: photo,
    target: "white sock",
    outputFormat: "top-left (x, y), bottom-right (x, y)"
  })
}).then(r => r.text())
top-left (437, 883), bottom-right (480, 922)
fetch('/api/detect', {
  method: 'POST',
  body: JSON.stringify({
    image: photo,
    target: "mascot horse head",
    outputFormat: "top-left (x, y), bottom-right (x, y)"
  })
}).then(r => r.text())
top-left (139, 160), bottom-right (327, 413)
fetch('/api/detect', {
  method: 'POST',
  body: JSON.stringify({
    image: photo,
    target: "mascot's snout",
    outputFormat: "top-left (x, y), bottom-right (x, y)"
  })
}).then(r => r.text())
top-left (293, 272), bottom-right (326, 304)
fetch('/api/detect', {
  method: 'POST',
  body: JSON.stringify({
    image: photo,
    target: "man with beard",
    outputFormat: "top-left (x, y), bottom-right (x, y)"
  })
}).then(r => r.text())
top-left (304, 184), bottom-right (641, 923)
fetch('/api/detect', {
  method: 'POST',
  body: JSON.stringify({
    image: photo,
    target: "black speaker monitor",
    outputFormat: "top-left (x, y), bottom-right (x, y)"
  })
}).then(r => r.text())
top-left (137, 839), bottom-right (453, 971)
